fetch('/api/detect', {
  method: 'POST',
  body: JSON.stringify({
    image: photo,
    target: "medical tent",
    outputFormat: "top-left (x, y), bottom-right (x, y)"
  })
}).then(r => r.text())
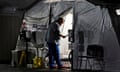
top-left (0, 0), bottom-right (120, 72)
top-left (23, 0), bottom-right (120, 71)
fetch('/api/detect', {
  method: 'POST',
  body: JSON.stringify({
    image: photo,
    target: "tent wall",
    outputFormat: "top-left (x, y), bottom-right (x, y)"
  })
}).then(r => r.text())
top-left (0, 12), bottom-right (23, 63)
top-left (72, 1), bottom-right (120, 71)
top-left (108, 7), bottom-right (120, 45)
top-left (6, 0), bottom-right (120, 71)
top-left (72, 1), bottom-right (104, 70)
top-left (103, 27), bottom-right (120, 72)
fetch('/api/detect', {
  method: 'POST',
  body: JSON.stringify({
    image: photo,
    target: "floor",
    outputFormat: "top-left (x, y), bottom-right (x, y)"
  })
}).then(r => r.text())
top-left (0, 64), bottom-right (70, 72)
top-left (0, 64), bottom-right (105, 72)
top-left (1, 65), bottom-right (75, 72)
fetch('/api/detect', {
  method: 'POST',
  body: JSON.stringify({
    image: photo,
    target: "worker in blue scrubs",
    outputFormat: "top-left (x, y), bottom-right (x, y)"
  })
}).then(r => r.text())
top-left (45, 17), bottom-right (66, 69)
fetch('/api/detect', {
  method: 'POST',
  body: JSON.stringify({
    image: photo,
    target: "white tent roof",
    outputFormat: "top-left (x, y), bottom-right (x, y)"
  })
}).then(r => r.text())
top-left (24, 0), bottom-right (84, 25)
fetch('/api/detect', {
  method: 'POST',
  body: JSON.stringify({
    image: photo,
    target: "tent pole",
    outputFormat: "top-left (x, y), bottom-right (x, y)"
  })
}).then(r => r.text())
top-left (48, 1), bottom-right (52, 25)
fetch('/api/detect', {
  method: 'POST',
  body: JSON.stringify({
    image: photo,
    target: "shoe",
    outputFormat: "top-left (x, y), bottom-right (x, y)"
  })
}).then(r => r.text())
top-left (49, 66), bottom-right (57, 69)
top-left (58, 66), bottom-right (66, 69)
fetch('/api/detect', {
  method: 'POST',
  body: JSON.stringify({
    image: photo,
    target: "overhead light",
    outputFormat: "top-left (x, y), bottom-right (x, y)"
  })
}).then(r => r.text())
top-left (116, 9), bottom-right (120, 15)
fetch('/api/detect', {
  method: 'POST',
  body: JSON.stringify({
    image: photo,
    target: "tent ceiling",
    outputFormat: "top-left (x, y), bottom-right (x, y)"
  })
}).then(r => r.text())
top-left (0, 0), bottom-right (42, 10)
top-left (0, 0), bottom-right (120, 9)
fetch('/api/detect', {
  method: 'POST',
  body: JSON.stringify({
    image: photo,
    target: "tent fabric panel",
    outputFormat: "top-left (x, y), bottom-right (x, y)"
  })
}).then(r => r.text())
top-left (73, 1), bottom-right (120, 71)
top-left (103, 28), bottom-right (120, 71)
top-left (25, 2), bottom-right (50, 18)
top-left (74, 1), bottom-right (105, 45)
top-left (52, 1), bottom-right (73, 19)
top-left (25, 17), bottom-right (49, 25)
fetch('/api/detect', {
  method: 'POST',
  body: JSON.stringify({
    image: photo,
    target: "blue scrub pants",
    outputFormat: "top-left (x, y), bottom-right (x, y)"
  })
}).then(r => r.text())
top-left (47, 42), bottom-right (62, 68)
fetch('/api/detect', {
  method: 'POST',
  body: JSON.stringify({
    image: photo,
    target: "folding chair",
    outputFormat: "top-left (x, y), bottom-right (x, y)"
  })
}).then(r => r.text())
top-left (77, 45), bottom-right (104, 71)
top-left (86, 45), bottom-right (104, 71)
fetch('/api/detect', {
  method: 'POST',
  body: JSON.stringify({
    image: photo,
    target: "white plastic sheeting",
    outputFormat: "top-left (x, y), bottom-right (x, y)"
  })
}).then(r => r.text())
top-left (25, 1), bottom-right (73, 25)
top-left (52, 1), bottom-right (73, 19)
top-left (25, 2), bottom-right (50, 25)
top-left (73, 0), bottom-right (120, 71)
top-left (103, 28), bottom-right (120, 72)
top-left (23, 0), bottom-right (120, 71)
top-left (25, 2), bottom-right (50, 18)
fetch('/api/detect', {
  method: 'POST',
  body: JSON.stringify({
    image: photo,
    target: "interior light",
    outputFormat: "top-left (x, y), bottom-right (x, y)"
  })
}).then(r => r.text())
top-left (116, 9), bottom-right (120, 15)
